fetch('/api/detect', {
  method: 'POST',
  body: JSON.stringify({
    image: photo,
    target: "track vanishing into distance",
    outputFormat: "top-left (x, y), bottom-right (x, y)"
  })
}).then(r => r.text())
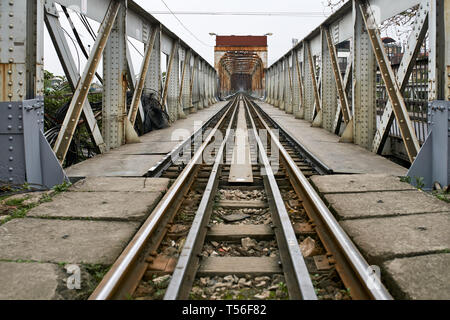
top-left (89, 94), bottom-right (392, 301)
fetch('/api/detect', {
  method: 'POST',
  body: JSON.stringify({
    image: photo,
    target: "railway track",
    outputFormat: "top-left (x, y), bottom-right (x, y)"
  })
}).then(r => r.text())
top-left (89, 94), bottom-right (392, 300)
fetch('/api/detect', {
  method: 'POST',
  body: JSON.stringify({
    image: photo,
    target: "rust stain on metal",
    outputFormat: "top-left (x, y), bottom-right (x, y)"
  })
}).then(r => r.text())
top-left (147, 255), bottom-right (177, 272)
top-left (0, 64), bottom-right (8, 101)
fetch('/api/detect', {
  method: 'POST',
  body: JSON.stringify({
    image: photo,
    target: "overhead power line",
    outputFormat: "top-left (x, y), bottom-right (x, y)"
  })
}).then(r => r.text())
top-left (159, 0), bottom-right (213, 47)
top-left (150, 11), bottom-right (329, 17)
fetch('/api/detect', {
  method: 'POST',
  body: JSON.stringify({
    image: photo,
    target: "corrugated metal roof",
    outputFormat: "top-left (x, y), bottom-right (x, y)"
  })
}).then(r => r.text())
top-left (216, 35), bottom-right (267, 47)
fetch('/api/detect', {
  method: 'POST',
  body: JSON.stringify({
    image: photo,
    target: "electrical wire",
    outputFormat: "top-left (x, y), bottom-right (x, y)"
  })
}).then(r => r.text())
top-left (61, 27), bottom-right (81, 74)
top-left (128, 40), bottom-right (144, 58)
top-left (150, 11), bottom-right (328, 17)
top-left (62, 6), bottom-right (103, 84)
top-left (159, 0), bottom-right (213, 48)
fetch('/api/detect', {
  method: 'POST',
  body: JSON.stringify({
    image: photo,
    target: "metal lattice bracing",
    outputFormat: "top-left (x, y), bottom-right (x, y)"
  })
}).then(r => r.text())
top-left (265, 0), bottom-right (448, 163)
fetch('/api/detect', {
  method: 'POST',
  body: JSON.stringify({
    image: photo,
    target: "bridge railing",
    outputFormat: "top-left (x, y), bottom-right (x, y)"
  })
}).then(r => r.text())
top-left (265, 0), bottom-right (449, 164)
top-left (0, 0), bottom-right (220, 187)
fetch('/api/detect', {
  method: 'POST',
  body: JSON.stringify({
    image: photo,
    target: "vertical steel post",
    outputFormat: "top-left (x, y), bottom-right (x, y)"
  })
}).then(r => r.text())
top-left (179, 48), bottom-right (191, 117)
top-left (144, 26), bottom-right (161, 101)
top-left (307, 42), bottom-right (322, 124)
top-left (322, 27), bottom-right (342, 132)
top-left (279, 60), bottom-right (286, 110)
top-left (291, 50), bottom-right (300, 116)
top-left (352, 0), bottom-right (377, 150)
top-left (303, 42), bottom-right (315, 121)
top-left (160, 39), bottom-right (177, 122)
top-left (294, 47), bottom-right (305, 119)
top-left (429, 0), bottom-right (449, 102)
top-left (286, 56), bottom-right (294, 114)
top-left (1, 0), bottom-right (66, 187)
top-left (102, 0), bottom-right (127, 151)
top-left (189, 55), bottom-right (198, 112)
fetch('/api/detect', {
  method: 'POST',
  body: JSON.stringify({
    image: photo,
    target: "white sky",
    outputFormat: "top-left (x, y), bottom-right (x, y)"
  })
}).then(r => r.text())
top-left (44, 0), bottom-right (335, 77)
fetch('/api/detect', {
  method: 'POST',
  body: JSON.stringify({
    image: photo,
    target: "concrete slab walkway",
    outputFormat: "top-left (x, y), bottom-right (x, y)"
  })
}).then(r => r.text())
top-left (311, 174), bottom-right (450, 299)
top-left (259, 102), bottom-right (407, 175)
top-left (66, 101), bottom-right (228, 178)
top-left (0, 177), bottom-right (170, 299)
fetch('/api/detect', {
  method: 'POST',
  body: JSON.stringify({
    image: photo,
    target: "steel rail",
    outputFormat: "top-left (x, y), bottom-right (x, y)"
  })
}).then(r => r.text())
top-left (242, 97), bottom-right (318, 300)
top-left (164, 98), bottom-right (239, 300)
top-left (89, 97), bottom-right (238, 300)
top-left (248, 97), bottom-right (393, 300)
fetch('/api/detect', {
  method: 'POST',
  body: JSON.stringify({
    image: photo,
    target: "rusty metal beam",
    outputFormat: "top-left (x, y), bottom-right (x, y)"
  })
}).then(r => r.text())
top-left (44, 8), bottom-right (106, 154)
top-left (160, 39), bottom-right (178, 115)
top-left (53, 0), bottom-right (121, 163)
top-left (178, 49), bottom-right (191, 110)
top-left (332, 58), bottom-right (352, 134)
top-left (294, 48), bottom-right (305, 119)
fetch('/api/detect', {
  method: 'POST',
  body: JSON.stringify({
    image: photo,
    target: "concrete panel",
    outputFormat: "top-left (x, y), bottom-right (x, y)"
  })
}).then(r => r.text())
top-left (340, 213), bottom-right (450, 263)
top-left (0, 262), bottom-right (59, 300)
top-left (311, 174), bottom-right (416, 194)
top-left (383, 254), bottom-right (450, 300)
top-left (27, 191), bottom-right (163, 221)
top-left (65, 154), bottom-right (164, 178)
top-left (0, 219), bottom-right (140, 264)
top-left (107, 140), bottom-right (180, 155)
top-left (325, 191), bottom-right (450, 219)
top-left (65, 101), bottom-right (227, 178)
top-left (70, 177), bottom-right (170, 193)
